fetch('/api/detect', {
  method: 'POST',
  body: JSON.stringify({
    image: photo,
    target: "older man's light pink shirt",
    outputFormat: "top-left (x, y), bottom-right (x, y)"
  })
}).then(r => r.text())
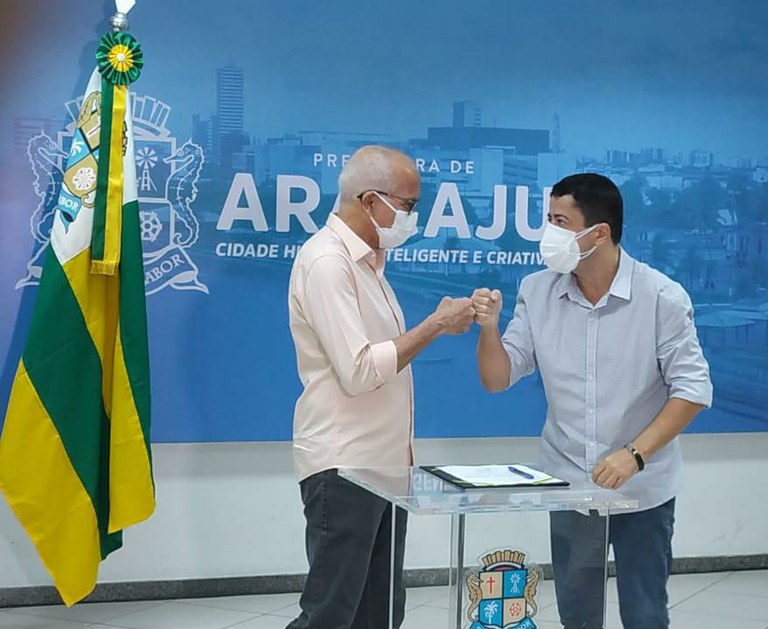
top-left (288, 214), bottom-right (414, 481)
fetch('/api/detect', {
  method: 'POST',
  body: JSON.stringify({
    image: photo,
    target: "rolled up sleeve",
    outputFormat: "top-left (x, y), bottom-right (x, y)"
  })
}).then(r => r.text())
top-left (369, 339), bottom-right (398, 383)
top-left (303, 254), bottom-right (397, 397)
top-left (500, 281), bottom-right (538, 388)
top-left (656, 283), bottom-right (713, 407)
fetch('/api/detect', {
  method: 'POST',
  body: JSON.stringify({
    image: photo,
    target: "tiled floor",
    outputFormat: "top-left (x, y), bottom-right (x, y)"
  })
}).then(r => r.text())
top-left (1, 570), bottom-right (767, 628)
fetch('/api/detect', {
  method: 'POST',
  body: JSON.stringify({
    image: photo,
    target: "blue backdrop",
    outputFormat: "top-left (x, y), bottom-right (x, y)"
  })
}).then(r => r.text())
top-left (1, 0), bottom-right (767, 441)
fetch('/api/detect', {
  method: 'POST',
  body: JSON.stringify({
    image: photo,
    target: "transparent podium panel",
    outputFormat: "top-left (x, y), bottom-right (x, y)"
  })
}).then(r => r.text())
top-left (339, 466), bottom-right (637, 629)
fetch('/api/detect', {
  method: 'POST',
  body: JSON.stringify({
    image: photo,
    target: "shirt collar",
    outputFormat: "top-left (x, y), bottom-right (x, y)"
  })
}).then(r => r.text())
top-left (326, 213), bottom-right (374, 263)
top-left (609, 248), bottom-right (633, 301)
top-left (556, 272), bottom-right (572, 299)
top-left (557, 247), bottom-right (634, 303)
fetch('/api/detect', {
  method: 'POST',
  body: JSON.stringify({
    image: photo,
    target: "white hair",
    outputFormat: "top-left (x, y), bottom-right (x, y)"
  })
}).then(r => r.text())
top-left (337, 146), bottom-right (415, 204)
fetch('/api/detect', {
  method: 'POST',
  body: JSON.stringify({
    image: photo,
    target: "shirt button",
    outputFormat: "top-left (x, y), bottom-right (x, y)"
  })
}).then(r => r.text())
top-left (588, 441), bottom-right (596, 447)
top-left (588, 375), bottom-right (594, 381)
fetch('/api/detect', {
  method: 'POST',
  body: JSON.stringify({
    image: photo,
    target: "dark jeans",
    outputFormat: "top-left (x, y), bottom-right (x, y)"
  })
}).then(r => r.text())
top-left (286, 469), bottom-right (408, 629)
top-left (550, 498), bottom-right (675, 629)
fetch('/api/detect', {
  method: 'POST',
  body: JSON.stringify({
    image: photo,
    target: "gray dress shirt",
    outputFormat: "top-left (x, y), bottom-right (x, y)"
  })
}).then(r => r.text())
top-left (501, 248), bottom-right (713, 510)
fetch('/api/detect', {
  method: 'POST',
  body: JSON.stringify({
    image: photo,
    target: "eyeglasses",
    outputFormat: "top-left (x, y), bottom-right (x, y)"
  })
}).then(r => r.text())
top-left (358, 190), bottom-right (419, 214)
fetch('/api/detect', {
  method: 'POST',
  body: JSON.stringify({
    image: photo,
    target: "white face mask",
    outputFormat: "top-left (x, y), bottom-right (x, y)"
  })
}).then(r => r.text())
top-left (370, 192), bottom-right (419, 249)
top-left (539, 223), bottom-right (599, 273)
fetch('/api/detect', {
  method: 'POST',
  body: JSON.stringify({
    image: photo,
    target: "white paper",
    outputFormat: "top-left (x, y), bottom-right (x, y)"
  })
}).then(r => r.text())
top-left (436, 464), bottom-right (565, 487)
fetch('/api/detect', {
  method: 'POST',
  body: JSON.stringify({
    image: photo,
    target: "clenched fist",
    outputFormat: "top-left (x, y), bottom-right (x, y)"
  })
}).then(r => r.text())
top-left (471, 288), bottom-right (503, 328)
top-left (433, 296), bottom-right (475, 335)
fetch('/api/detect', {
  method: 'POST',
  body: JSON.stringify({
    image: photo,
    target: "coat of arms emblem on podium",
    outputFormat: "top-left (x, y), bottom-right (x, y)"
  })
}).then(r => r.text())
top-left (466, 549), bottom-right (542, 629)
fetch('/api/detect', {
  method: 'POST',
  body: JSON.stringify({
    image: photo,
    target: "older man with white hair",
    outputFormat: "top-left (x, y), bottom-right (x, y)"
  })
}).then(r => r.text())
top-left (286, 146), bottom-right (475, 629)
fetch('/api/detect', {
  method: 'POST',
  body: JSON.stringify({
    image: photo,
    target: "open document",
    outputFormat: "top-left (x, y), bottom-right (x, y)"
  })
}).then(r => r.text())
top-left (421, 464), bottom-right (569, 489)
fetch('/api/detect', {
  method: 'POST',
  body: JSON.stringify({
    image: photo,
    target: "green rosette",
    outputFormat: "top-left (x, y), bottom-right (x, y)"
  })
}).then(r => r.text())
top-left (96, 31), bottom-right (143, 85)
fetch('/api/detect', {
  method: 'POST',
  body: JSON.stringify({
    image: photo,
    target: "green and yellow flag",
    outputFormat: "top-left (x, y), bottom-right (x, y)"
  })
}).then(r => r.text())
top-left (0, 25), bottom-right (154, 607)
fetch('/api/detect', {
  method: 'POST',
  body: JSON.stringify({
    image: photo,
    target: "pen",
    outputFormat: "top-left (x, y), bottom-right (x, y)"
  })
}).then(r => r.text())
top-left (508, 465), bottom-right (535, 480)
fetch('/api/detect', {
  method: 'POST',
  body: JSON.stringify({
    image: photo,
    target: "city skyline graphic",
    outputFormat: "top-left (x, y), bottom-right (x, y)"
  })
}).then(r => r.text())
top-left (1, 0), bottom-right (766, 441)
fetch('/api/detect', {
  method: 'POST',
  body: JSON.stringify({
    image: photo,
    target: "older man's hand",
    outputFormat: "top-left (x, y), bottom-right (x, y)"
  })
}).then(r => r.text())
top-left (433, 296), bottom-right (475, 335)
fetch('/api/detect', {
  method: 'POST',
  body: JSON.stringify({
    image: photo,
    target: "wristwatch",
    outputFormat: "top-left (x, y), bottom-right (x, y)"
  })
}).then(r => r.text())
top-left (624, 442), bottom-right (645, 471)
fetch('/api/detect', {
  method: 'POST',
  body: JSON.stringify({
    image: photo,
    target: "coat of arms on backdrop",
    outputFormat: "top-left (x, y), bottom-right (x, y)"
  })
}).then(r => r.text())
top-left (20, 95), bottom-right (207, 296)
top-left (466, 549), bottom-right (542, 629)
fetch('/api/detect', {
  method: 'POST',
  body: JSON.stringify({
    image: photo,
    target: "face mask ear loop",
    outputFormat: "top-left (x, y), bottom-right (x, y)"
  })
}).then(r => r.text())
top-left (574, 224), bottom-right (601, 261)
top-left (372, 191), bottom-right (406, 219)
top-left (575, 224), bottom-right (599, 240)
